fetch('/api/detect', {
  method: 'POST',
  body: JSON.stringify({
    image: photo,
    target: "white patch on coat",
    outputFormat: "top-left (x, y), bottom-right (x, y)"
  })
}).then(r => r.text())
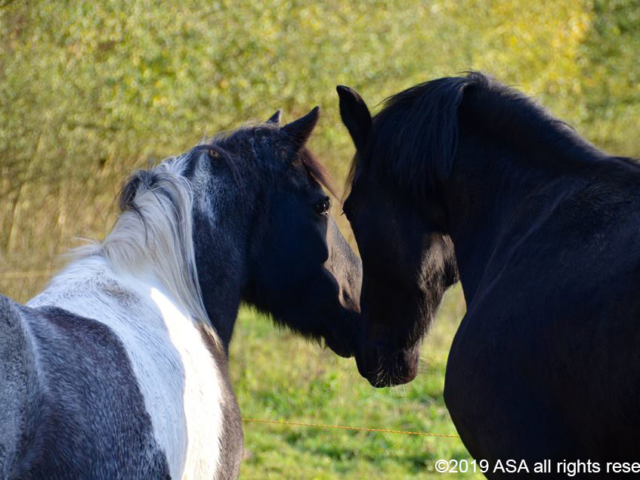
top-left (149, 286), bottom-right (223, 479)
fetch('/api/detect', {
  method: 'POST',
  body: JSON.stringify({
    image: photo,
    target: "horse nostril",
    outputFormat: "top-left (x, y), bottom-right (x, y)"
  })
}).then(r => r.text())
top-left (338, 286), bottom-right (361, 314)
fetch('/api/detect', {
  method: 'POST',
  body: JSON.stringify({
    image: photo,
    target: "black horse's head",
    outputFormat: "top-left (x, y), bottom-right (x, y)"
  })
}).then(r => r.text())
top-left (337, 85), bottom-right (458, 387)
top-left (187, 108), bottom-right (361, 358)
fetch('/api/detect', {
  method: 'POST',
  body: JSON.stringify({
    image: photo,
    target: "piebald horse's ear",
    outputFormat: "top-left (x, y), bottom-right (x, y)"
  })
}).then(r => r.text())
top-left (282, 106), bottom-right (320, 151)
top-left (266, 110), bottom-right (282, 125)
top-left (337, 85), bottom-right (372, 152)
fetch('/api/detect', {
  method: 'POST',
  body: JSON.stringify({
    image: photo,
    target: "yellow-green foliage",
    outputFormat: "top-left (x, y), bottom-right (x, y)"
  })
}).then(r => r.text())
top-left (2, 0), bottom-right (640, 282)
top-left (1, 1), bottom-right (639, 477)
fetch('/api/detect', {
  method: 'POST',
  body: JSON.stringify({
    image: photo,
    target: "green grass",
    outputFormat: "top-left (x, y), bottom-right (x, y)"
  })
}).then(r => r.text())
top-left (230, 285), bottom-right (481, 479)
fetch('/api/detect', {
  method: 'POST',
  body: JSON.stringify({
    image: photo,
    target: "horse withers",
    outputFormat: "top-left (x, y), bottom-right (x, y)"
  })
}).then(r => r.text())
top-left (338, 73), bottom-right (640, 470)
top-left (0, 107), bottom-right (361, 479)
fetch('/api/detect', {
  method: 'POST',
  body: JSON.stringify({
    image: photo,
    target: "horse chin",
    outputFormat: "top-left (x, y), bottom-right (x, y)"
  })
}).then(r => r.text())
top-left (355, 346), bottom-right (419, 388)
top-left (362, 366), bottom-right (418, 388)
top-left (325, 338), bottom-right (354, 358)
top-left (324, 326), bottom-right (356, 358)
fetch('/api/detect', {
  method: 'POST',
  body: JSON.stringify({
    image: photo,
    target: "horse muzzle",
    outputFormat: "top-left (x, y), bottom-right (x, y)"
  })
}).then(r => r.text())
top-left (355, 340), bottom-right (420, 388)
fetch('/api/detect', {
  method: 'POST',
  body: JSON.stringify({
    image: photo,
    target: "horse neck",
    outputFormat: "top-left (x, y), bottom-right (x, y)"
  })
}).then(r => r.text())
top-left (191, 223), bottom-right (245, 353)
top-left (442, 133), bottom-right (604, 305)
top-left (188, 183), bottom-right (255, 353)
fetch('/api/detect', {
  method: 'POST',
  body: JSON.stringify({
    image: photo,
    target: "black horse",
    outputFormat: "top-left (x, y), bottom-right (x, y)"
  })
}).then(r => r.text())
top-left (338, 72), bottom-right (640, 472)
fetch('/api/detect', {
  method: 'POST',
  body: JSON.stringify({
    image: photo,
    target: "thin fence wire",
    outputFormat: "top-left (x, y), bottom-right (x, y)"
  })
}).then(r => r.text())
top-left (243, 418), bottom-right (460, 438)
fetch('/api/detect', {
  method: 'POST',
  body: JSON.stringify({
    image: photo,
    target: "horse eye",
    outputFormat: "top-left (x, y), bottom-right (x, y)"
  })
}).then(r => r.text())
top-left (314, 197), bottom-right (331, 215)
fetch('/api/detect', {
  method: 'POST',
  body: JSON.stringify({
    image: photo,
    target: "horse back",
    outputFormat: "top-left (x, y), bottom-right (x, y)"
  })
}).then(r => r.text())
top-left (2, 298), bottom-right (171, 479)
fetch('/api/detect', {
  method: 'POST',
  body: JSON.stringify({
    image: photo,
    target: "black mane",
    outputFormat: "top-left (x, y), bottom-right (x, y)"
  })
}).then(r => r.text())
top-left (348, 72), bottom-right (612, 199)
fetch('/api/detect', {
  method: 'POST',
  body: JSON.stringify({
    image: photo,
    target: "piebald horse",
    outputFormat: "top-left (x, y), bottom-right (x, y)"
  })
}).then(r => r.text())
top-left (0, 108), bottom-right (361, 479)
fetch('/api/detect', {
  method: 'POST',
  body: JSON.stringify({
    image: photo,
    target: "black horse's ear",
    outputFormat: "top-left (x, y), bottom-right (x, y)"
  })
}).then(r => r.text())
top-left (337, 85), bottom-right (372, 152)
top-left (282, 106), bottom-right (320, 151)
top-left (266, 110), bottom-right (282, 125)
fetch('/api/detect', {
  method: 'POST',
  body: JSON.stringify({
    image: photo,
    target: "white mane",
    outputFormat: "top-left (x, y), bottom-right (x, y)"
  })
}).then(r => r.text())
top-left (75, 155), bottom-right (213, 338)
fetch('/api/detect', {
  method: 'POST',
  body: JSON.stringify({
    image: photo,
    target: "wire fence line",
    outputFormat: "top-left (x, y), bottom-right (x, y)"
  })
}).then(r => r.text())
top-left (242, 417), bottom-right (460, 438)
